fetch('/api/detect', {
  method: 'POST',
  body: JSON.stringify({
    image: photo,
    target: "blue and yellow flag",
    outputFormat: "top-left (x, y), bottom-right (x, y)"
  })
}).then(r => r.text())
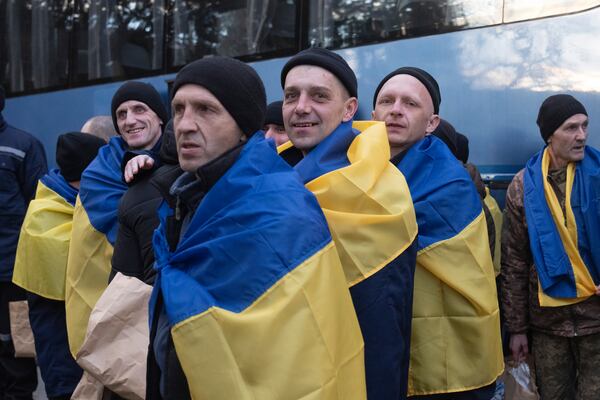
top-left (13, 169), bottom-right (77, 300)
top-left (524, 146), bottom-right (600, 307)
top-left (151, 134), bottom-right (366, 399)
top-left (279, 120), bottom-right (418, 399)
top-left (65, 136), bottom-right (127, 356)
top-left (395, 135), bottom-right (503, 396)
top-left (483, 187), bottom-right (503, 276)
top-left (279, 120), bottom-right (417, 286)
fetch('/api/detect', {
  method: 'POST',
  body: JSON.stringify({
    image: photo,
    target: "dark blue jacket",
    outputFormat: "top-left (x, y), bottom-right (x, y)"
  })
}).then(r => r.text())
top-left (0, 114), bottom-right (48, 281)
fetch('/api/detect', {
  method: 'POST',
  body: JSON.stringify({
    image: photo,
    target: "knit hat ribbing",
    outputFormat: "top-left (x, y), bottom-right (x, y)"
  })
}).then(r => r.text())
top-left (172, 56), bottom-right (267, 136)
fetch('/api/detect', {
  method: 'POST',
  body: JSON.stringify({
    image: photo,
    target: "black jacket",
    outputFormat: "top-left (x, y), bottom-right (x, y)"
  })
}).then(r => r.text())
top-left (111, 126), bottom-right (178, 284)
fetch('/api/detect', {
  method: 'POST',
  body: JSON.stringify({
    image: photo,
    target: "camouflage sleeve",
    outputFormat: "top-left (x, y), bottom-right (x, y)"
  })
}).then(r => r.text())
top-left (501, 170), bottom-right (532, 334)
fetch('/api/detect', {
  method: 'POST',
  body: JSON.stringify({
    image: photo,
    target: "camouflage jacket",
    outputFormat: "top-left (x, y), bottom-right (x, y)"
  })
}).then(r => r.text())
top-left (501, 168), bottom-right (600, 337)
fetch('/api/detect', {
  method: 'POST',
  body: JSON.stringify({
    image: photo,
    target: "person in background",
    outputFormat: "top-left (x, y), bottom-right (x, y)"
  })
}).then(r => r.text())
top-left (0, 84), bottom-right (47, 400)
top-left (502, 94), bottom-right (600, 400)
top-left (12, 132), bottom-right (106, 400)
top-left (263, 100), bottom-right (289, 146)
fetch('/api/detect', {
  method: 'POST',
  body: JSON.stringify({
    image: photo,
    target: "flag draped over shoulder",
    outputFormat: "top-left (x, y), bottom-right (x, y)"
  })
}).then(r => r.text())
top-left (13, 169), bottom-right (77, 300)
top-left (280, 120), bottom-right (417, 286)
top-left (395, 135), bottom-right (503, 396)
top-left (524, 146), bottom-right (600, 307)
top-left (483, 187), bottom-right (503, 276)
top-left (65, 136), bottom-right (127, 357)
top-left (152, 135), bottom-right (366, 400)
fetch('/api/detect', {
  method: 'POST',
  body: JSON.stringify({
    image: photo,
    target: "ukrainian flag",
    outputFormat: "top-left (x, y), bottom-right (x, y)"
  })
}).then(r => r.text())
top-left (151, 134), bottom-right (366, 399)
top-left (279, 120), bottom-right (417, 286)
top-left (524, 146), bottom-right (600, 307)
top-left (13, 169), bottom-right (77, 300)
top-left (279, 120), bottom-right (417, 399)
top-left (65, 137), bottom-right (127, 356)
top-left (395, 135), bottom-right (503, 396)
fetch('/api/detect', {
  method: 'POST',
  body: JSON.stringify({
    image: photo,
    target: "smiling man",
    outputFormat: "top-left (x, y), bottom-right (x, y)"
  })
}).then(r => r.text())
top-left (65, 81), bottom-right (167, 361)
top-left (146, 56), bottom-right (365, 400)
top-left (502, 94), bottom-right (600, 400)
top-left (372, 67), bottom-right (503, 399)
top-left (279, 48), bottom-right (418, 400)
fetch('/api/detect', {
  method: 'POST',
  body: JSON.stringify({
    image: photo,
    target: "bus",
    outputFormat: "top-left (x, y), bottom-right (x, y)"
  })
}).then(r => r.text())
top-left (2, 0), bottom-right (599, 201)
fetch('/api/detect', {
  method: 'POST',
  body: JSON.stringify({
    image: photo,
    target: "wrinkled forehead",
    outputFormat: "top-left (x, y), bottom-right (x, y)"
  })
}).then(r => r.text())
top-left (284, 65), bottom-right (347, 95)
top-left (116, 99), bottom-right (151, 113)
top-left (377, 74), bottom-right (433, 108)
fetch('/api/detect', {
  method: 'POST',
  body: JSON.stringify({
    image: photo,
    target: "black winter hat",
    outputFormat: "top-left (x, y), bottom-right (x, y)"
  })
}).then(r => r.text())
top-left (159, 120), bottom-right (178, 165)
top-left (373, 67), bottom-right (441, 114)
top-left (455, 132), bottom-right (469, 164)
top-left (537, 94), bottom-right (587, 143)
top-left (264, 101), bottom-right (284, 126)
top-left (172, 56), bottom-right (267, 136)
top-left (281, 48), bottom-right (358, 98)
top-left (432, 119), bottom-right (469, 163)
top-left (111, 81), bottom-right (168, 134)
top-left (56, 132), bottom-right (107, 182)
top-left (0, 85), bottom-right (5, 112)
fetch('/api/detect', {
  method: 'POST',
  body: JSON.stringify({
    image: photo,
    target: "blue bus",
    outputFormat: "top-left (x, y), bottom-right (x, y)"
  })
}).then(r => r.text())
top-left (2, 0), bottom-right (599, 197)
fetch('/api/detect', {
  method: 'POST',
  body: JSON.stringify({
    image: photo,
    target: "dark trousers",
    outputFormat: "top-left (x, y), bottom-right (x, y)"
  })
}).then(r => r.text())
top-left (0, 282), bottom-right (38, 400)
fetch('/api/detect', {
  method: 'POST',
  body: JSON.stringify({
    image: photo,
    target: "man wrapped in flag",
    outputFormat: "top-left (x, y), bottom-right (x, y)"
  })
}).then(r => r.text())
top-left (372, 67), bottom-right (503, 398)
top-left (146, 56), bottom-right (365, 400)
top-left (13, 132), bottom-right (106, 399)
top-left (502, 94), bottom-right (600, 400)
top-left (278, 48), bottom-right (418, 400)
top-left (65, 81), bottom-right (167, 357)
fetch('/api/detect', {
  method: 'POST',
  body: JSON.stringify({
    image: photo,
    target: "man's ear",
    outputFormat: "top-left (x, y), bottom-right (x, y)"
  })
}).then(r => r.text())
top-left (342, 97), bottom-right (359, 122)
top-left (425, 114), bottom-right (440, 134)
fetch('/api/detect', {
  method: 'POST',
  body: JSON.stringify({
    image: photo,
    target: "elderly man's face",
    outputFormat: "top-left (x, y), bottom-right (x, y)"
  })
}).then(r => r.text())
top-left (548, 113), bottom-right (588, 168)
top-left (172, 84), bottom-right (244, 173)
top-left (282, 65), bottom-right (357, 153)
top-left (372, 74), bottom-right (439, 157)
top-left (115, 100), bottom-right (163, 150)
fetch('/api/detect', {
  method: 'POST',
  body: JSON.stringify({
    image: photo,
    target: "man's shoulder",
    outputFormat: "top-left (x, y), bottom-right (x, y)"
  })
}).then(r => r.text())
top-left (0, 123), bottom-right (43, 152)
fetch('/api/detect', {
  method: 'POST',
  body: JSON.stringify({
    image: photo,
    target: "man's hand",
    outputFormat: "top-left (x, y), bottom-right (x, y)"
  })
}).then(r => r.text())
top-left (595, 284), bottom-right (600, 296)
top-left (124, 155), bottom-right (154, 183)
top-left (509, 333), bottom-right (529, 362)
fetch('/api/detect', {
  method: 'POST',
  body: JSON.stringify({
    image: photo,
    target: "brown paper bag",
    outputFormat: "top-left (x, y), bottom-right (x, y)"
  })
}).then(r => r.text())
top-left (8, 300), bottom-right (36, 358)
top-left (71, 371), bottom-right (105, 400)
top-left (503, 356), bottom-right (540, 400)
top-left (76, 273), bottom-right (152, 400)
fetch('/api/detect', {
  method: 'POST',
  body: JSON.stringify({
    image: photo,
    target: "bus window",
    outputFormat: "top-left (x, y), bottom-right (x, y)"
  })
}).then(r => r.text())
top-left (1, 0), bottom-right (70, 94)
top-left (71, 0), bottom-right (167, 83)
top-left (167, 0), bottom-right (297, 69)
top-left (504, 0), bottom-right (600, 22)
top-left (308, 0), bottom-right (503, 49)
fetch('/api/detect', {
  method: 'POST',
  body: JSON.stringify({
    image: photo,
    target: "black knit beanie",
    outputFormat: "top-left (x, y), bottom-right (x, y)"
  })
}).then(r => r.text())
top-left (56, 132), bottom-right (107, 182)
top-left (0, 85), bottom-right (5, 112)
top-left (159, 120), bottom-right (178, 165)
top-left (455, 132), bottom-right (469, 164)
top-left (264, 101), bottom-right (284, 126)
top-left (537, 94), bottom-right (587, 143)
top-left (281, 48), bottom-right (357, 98)
top-left (373, 67), bottom-right (441, 114)
top-left (432, 119), bottom-right (458, 158)
top-left (111, 81), bottom-right (168, 134)
top-left (172, 56), bottom-right (267, 136)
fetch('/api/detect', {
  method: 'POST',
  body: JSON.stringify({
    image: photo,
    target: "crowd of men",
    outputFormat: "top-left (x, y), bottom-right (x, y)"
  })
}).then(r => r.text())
top-left (0, 47), bottom-right (597, 400)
